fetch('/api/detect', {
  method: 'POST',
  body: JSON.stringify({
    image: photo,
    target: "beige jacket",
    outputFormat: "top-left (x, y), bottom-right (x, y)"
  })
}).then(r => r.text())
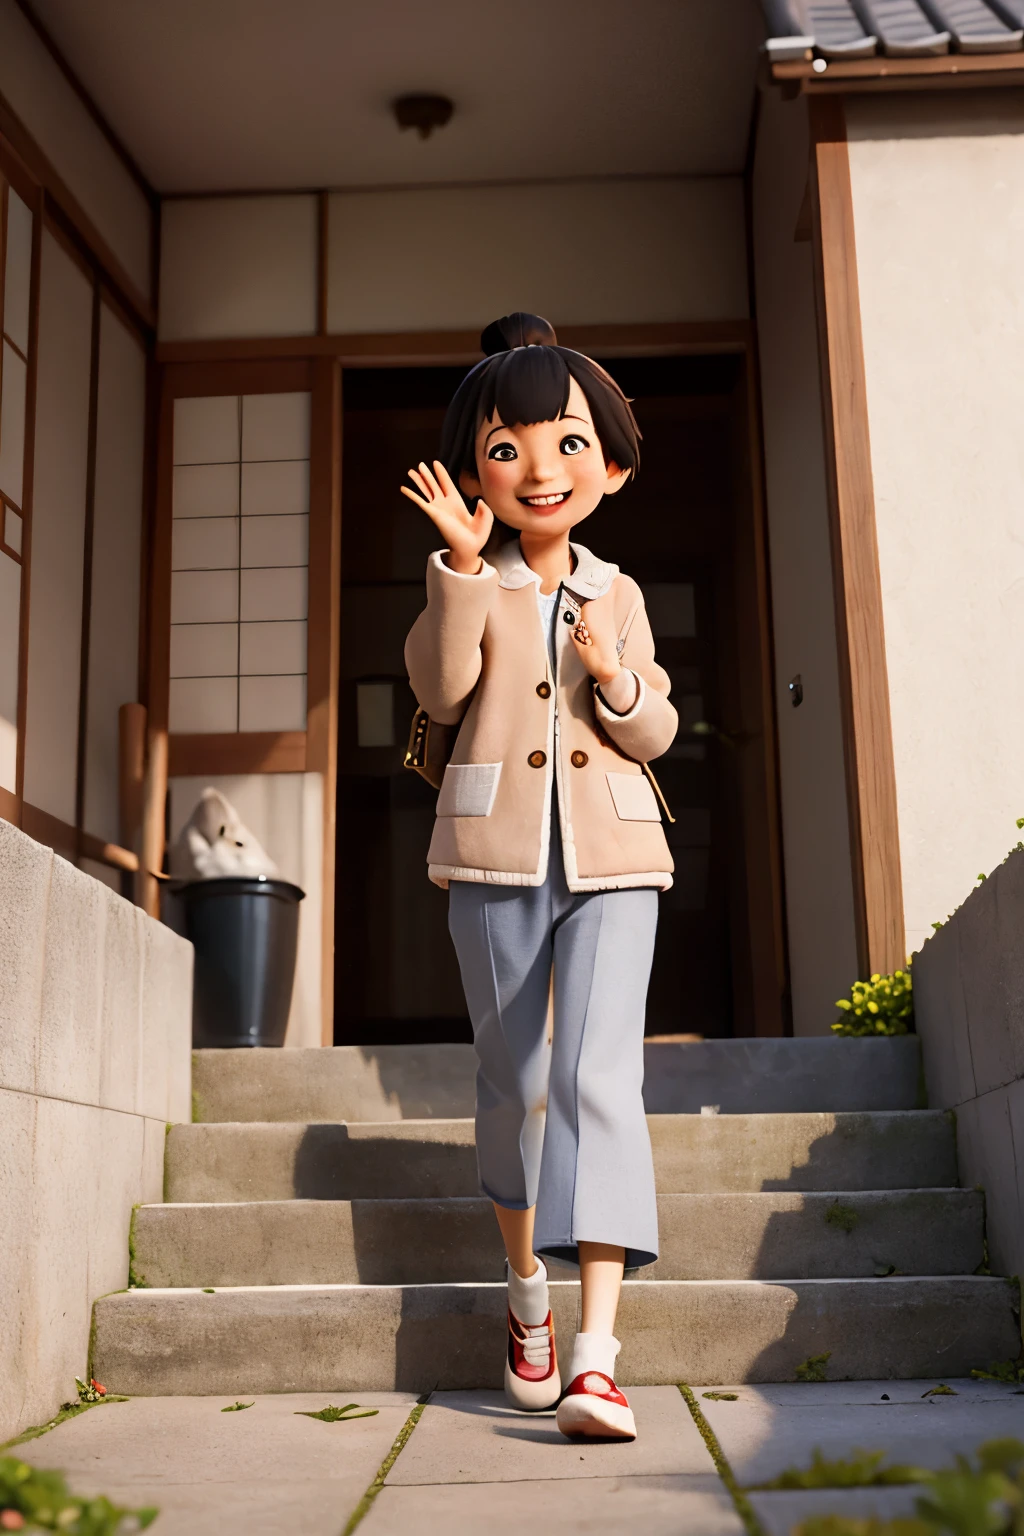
top-left (405, 541), bottom-right (678, 892)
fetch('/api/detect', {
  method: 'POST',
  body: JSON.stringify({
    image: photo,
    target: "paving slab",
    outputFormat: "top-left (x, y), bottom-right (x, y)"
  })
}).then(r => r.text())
top-left (750, 1486), bottom-right (924, 1534)
top-left (362, 1476), bottom-right (743, 1535)
top-left (390, 1387), bottom-right (713, 1484)
top-left (697, 1381), bottom-right (1024, 1486)
top-left (13, 1392), bottom-right (418, 1536)
top-left (165, 1110), bottom-right (958, 1202)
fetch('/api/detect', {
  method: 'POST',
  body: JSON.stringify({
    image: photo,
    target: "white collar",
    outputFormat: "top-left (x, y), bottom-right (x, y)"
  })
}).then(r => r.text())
top-left (491, 539), bottom-right (619, 601)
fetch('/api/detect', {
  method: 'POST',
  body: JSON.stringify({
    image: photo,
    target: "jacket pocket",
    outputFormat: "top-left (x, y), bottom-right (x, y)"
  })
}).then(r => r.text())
top-left (606, 771), bottom-right (661, 823)
top-left (436, 762), bottom-right (502, 817)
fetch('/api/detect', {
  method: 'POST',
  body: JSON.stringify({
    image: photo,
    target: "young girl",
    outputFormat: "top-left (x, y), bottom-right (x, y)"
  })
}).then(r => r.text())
top-left (403, 313), bottom-right (677, 1442)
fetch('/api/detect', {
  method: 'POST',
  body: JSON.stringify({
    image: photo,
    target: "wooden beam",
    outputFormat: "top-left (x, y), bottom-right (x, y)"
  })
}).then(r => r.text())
top-left (168, 731), bottom-right (308, 777)
top-left (808, 96), bottom-right (905, 976)
top-left (155, 319), bottom-right (755, 368)
top-left (775, 51), bottom-right (1024, 94)
top-left (14, 182), bottom-right (42, 809)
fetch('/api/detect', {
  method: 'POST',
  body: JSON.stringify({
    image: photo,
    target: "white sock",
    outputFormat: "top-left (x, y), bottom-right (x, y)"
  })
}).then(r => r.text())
top-left (507, 1258), bottom-right (549, 1327)
top-left (568, 1333), bottom-right (621, 1382)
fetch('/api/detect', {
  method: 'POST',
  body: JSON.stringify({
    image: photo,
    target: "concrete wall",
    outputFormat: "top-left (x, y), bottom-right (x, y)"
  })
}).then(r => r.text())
top-left (0, 0), bottom-right (152, 299)
top-left (752, 90), bottom-right (859, 1034)
top-left (158, 178), bottom-right (749, 340)
top-left (846, 91), bottom-right (1024, 957)
top-left (167, 772), bottom-right (324, 1049)
top-left (0, 819), bottom-right (193, 1444)
top-left (913, 849), bottom-right (1024, 1280)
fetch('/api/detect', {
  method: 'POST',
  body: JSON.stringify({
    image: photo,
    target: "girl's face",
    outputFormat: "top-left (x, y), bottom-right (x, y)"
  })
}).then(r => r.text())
top-left (459, 378), bottom-right (629, 538)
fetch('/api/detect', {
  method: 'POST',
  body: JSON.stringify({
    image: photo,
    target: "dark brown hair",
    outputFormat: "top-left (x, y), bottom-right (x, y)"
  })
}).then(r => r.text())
top-left (440, 312), bottom-right (641, 482)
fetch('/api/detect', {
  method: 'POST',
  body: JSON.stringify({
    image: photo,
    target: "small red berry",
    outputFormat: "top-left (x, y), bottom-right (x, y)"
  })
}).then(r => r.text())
top-left (90, 1379), bottom-right (107, 1395)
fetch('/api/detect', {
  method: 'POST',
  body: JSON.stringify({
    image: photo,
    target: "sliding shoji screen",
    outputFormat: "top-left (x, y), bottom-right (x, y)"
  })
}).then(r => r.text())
top-left (169, 391), bottom-right (310, 734)
top-left (0, 177), bottom-right (34, 795)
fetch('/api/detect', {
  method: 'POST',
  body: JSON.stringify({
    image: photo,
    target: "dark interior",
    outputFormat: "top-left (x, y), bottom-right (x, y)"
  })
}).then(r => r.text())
top-left (334, 353), bottom-right (770, 1044)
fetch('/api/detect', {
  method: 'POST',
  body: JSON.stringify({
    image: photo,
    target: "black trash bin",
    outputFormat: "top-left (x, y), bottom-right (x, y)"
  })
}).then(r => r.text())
top-left (179, 876), bottom-right (305, 1048)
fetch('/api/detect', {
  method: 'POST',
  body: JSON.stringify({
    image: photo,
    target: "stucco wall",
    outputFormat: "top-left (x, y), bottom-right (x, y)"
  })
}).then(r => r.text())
top-left (0, 819), bottom-right (193, 1444)
top-left (752, 90), bottom-right (859, 1034)
top-left (847, 91), bottom-right (1024, 956)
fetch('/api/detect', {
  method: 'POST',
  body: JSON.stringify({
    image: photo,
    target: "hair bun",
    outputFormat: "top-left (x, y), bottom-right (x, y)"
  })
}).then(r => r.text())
top-left (480, 312), bottom-right (557, 356)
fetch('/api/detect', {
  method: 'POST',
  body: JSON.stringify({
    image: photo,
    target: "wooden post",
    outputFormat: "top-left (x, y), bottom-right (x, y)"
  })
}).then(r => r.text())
top-left (118, 702), bottom-right (147, 859)
top-left (809, 95), bottom-right (906, 976)
top-left (139, 723), bottom-right (167, 917)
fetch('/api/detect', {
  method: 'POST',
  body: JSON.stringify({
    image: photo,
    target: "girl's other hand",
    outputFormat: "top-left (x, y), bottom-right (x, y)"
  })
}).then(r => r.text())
top-left (400, 460), bottom-right (494, 575)
top-left (571, 595), bottom-right (622, 688)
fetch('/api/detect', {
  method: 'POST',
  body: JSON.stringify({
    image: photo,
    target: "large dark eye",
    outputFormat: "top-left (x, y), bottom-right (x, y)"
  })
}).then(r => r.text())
top-left (488, 442), bottom-right (518, 462)
top-left (560, 434), bottom-right (589, 456)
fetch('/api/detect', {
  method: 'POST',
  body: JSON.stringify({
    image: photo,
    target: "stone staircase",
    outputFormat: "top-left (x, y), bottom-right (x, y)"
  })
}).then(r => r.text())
top-left (91, 1039), bottom-right (1020, 1393)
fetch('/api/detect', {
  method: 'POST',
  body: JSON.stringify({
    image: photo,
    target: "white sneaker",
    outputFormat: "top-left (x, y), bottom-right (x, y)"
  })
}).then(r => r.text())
top-left (504, 1306), bottom-right (561, 1411)
top-left (555, 1370), bottom-right (637, 1440)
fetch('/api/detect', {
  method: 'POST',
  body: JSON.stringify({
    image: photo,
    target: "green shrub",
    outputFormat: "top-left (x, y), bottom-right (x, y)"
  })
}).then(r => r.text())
top-left (832, 970), bottom-right (913, 1036)
top-left (0, 1456), bottom-right (157, 1533)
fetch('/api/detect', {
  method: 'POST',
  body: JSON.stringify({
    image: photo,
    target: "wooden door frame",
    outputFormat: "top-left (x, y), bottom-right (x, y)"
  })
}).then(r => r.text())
top-left (808, 96), bottom-right (906, 977)
top-left (148, 319), bottom-right (788, 1040)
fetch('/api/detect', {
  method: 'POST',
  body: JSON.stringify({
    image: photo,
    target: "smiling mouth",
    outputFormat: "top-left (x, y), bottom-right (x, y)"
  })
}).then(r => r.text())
top-left (518, 490), bottom-right (572, 508)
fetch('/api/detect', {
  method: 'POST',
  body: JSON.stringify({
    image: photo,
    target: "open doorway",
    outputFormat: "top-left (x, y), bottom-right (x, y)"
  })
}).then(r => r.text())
top-left (334, 350), bottom-right (787, 1045)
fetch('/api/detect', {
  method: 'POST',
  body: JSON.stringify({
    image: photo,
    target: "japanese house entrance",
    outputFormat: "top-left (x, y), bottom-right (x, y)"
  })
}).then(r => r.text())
top-left (334, 344), bottom-right (786, 1044)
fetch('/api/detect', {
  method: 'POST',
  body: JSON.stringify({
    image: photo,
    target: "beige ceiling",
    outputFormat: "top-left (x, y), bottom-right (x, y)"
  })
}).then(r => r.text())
top-left (31, 0), bottom-right (766, 194)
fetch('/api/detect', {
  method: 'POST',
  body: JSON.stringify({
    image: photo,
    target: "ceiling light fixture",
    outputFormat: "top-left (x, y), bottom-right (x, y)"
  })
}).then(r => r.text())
top-left (392, 94), bottom-right (454, 140)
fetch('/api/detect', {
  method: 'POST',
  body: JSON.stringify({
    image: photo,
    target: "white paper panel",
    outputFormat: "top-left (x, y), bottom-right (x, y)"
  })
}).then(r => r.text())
top-left (22, 232), bottom-right (92, 824)
top-left (172, 516), bottom-right (239, 571)
top-left (239, 620), bottom-right (306, 677)
top-left (169, 676), bottom-right (238, 734)
top-left (0, 341), bottom-right (27, 507)
top-left (172, 462), bottom-right (239, 518)
top-left (170, 622), bottom-right (238, 680)
top-left (170, 568), bottom-right (239, 625)
top-left (240, 566), bottom-right (307, 623)
top-left (3, 187), bottom-right (33, 355)
top-left (0, 549), bottom-right (20, 791)
top-left (240, 514), bottom-right (308, 569)
top-left (239, 674), bottom-right (306, 732)
top-left (241, 393), bottom-right (310, 462)
top-left (84, 304), bottom-right (145, 844)
top-left (159, 196), bottom-right (317, 341)
top-left (173, 395), bottom-right (239, 465)
top-left (241, 459), bottom-right (309, 517)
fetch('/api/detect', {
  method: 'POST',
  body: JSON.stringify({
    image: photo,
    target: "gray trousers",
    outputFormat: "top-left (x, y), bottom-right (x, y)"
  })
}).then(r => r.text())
top-left (448, 834), bottom-right (659, 1269)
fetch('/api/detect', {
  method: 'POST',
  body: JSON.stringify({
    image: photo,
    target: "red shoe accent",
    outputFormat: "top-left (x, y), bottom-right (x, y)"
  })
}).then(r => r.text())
top-left (555, 1371), bottom-right (636, 1440)
top-left (504, 1308), bottom-right (561, 1410)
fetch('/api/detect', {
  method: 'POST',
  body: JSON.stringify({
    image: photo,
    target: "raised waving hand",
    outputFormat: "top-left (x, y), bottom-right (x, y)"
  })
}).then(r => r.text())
top-left (400, 460), bottom-right (493, 576)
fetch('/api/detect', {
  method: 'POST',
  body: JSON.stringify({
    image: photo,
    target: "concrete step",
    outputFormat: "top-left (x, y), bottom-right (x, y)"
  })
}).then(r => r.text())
top-left (165, 1111), bottom-right (957, 1202)
top-left (191, 1037), bottom-right (924, 1122)
top-left (92, 1276), bottom-right (1019, 1393)
top-left (130, 1189), bottom-right (982, 1287)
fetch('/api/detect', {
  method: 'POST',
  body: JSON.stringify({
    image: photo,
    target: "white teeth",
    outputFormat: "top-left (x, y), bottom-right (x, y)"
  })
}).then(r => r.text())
top-left (526, 493), bottom-right (566, 506)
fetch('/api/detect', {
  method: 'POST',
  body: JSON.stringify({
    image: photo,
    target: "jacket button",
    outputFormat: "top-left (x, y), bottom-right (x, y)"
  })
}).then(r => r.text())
top-left (528, 750), bottom-right (546, 769)
top-left (570, 750), bottom-right (588, 768)
top-left (536, 681), bottom-right (551, 699)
